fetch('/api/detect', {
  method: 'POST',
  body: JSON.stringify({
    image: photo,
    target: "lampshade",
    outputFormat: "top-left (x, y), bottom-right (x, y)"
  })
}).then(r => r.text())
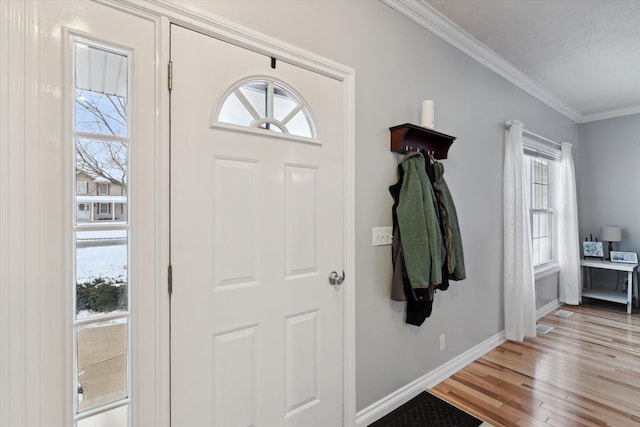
top-left (600, 226), bottom-right (622, 242)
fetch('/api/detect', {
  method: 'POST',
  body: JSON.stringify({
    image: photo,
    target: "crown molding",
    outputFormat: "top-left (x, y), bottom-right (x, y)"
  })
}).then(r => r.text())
top-left (579, 104), bottom-right (640, 123)
top-left (382, 0), bottom-right (582, 122)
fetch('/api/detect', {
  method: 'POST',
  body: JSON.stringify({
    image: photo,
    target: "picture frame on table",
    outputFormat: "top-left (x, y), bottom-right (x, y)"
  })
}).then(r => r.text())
top-left (582, 241), bottom-right (604, 259)
top-left (610, 251), bottom-right (638, 264)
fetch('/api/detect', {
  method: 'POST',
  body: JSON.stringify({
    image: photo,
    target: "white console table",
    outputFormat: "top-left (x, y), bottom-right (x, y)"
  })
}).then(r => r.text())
top-left (580, 259), bottom-right (638, 314)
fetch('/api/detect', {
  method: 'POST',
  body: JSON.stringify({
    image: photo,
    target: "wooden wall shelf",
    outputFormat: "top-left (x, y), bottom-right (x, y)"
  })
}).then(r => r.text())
top-left (390, 123), bottom-right (456, 159)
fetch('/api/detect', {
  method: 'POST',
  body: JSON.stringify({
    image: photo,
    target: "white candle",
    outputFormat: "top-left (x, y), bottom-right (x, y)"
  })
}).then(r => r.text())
top-left (421, 100), bottom-right (434, 129)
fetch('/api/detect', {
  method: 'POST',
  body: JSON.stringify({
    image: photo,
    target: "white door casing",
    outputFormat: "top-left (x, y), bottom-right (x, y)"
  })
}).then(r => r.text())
top-left (170, 25), bottom-right (347, 426)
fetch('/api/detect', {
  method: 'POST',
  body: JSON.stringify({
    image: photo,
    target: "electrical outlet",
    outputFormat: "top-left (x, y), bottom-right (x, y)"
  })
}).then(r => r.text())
top-left (372, 226), bottom-right (393, 246)
top-left (439, 334), bottom-right (446, 351)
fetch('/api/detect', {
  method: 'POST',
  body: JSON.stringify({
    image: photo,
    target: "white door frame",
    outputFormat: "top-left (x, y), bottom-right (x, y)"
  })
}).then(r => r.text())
top-left (1, 1), bottom-right (42, 425)
top-left (115, 0), bottom-right (357, 425)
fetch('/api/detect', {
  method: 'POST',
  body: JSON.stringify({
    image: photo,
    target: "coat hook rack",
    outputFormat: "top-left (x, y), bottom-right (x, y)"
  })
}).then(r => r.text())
top-left (389, 123), bottom-right (456, 159)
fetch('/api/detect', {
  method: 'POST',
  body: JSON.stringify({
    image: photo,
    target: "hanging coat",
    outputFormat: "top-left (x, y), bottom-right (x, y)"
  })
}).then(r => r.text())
top-left (390, 152), bottom-right (443, 326)
top-left (431, 161), bottom-right (466, 281)
top-left (396, 152), bottom-right (442, 289)
top-left (389, 160), bottom-right (435, 325)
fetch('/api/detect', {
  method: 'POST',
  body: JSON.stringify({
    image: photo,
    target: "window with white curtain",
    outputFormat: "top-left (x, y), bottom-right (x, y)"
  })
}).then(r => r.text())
top-left (523, 141), bottom-right (559, 272)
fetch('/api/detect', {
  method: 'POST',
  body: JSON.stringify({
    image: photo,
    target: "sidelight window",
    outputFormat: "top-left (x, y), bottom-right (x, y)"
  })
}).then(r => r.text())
top-left (73, 39), bottom-right (131, 426)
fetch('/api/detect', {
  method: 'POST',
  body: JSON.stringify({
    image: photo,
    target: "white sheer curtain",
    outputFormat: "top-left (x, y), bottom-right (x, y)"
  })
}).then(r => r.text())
top-left (557, 142), bottom-right (581, 304)
top-left (503, 120), bottom-right (537, 342)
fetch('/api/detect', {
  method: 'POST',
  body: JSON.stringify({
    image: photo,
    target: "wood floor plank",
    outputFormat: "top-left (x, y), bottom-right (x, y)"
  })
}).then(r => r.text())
top-left (430, 304), bottom-right (640, 426)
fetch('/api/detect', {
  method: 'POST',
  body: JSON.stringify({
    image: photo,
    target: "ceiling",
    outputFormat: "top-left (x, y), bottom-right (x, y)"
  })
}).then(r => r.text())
top-left (386, 0), bottom-right (640, 123)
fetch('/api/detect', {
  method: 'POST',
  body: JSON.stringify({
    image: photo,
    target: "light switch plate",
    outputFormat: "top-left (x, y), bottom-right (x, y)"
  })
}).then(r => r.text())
top-left (372, 226), bottom-right (393, 246)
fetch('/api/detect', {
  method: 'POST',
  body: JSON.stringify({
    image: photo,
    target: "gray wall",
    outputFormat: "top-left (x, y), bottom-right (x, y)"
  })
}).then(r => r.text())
top-left (578, 114), bottom-right (640, 250)
top-left (182, 0), bottom-right (578, 411)
top-left (577, 114), bottom-right (640, 289)
top-left (536, 273), bottom-right (559, 308)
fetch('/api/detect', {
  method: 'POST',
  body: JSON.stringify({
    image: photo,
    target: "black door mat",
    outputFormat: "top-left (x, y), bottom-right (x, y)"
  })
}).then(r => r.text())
top-left (368, 391), bottom-right (483, 427)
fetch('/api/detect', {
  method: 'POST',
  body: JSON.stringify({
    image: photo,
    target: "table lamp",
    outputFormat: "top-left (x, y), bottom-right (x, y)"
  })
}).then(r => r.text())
top-left (600, 226), bottom-right (622, 260)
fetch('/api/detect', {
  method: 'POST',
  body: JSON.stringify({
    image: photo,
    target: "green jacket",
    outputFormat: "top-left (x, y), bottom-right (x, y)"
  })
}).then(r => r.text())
top-left (396, 153), bottom-right (442, 288)
top-left (432, 162), bottom-right (466, 280)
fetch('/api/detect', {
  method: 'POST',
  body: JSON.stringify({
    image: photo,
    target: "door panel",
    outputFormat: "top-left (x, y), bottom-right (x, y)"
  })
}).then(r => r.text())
top-left (170, 25), bottom-right (345, 426)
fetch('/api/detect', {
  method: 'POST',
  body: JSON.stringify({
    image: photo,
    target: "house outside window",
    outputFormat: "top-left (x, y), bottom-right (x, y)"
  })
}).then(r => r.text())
top-left (523, 140), bottom-right (559, 273)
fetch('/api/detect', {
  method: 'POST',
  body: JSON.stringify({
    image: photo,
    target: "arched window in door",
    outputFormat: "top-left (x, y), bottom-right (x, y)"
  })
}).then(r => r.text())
top-left (215, 78), bottom-right (317, 140)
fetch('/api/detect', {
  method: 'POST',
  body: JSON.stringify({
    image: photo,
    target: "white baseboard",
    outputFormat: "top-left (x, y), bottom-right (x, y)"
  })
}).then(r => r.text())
top-left (355, 330), bottom-right (505, 427)
top-left (356, 299), bottom-right (561, 427)
top-left (537, 298), bottom-right (561, 320)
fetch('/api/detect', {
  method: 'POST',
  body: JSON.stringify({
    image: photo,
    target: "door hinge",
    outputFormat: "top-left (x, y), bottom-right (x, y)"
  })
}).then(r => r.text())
top-left (168, 264), bottom-right (173, 295)
top-left (168, 61), bottom-right (173, 91)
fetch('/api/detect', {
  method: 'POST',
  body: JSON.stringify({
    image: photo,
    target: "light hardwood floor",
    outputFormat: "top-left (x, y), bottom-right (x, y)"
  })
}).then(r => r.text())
top-left (431, 303), bottom-right (640, 426)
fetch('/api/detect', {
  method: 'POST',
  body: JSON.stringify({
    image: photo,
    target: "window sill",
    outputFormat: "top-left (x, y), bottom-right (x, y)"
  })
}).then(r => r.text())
top-left (535, 264), bottom-right (560, 280)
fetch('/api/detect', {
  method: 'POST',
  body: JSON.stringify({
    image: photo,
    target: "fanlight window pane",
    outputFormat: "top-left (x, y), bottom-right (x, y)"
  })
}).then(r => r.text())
top-left (238, 84), bottom-right (267, 118)
top-left (217, 79), bottom-right (315, 139)
top-left (76, 319), bottom-right (128, 411)
top-left (273, 93), bottom-right (298, 121)
top-left (286, 110), bottom-right (313, 138)
top-left (218, 92), bottom-right (255, 127)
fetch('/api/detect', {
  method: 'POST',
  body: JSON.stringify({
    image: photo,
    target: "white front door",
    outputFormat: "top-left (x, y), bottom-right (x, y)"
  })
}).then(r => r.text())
top-left (77, 203), bottom-right (90, 221)
top-left (170, 25), bottom-right (346, 426)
